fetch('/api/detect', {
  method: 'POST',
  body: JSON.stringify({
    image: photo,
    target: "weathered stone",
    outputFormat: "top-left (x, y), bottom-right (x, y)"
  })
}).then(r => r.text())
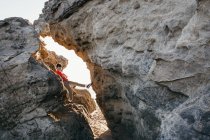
top-left (0, 17), bottom-right (94, 140)
top-left (133, 1), bottom-right (140, 9)
top-left (72, 88), bottom-right (96, 114)
top-left (35, 45), bottom-right (68, 71)
top-left (36, 0), bottom-right (210, 139)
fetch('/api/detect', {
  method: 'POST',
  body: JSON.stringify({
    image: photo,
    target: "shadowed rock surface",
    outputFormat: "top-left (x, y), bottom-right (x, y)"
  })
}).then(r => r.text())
top-left (34, 44), bottom-right (96, 115)
top-left (0, 17), bottom-right (94, 140)
top-left (36, 0), bottom-right (210, 139)
top-left (72, 88), bottom-right (96, 114)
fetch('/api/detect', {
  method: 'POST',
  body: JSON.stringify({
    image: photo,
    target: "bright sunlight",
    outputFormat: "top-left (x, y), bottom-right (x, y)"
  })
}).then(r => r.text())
top-left (41, 37), bottom-right (96, 99)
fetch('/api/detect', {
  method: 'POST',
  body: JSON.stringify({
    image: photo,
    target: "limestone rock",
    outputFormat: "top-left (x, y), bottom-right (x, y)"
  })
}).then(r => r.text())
top-left (0, 17), bottom-right (94, 140)
top-left (37, 0), bottom-right (210, 139)
top-left (35, 45), bottom-right (68, 71)
top-left (72, 88), bottom-right (96, 114)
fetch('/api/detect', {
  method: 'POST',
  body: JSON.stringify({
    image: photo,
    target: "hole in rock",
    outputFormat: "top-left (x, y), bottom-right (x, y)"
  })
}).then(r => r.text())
top-left (40, 36), bottom-right (111, 139)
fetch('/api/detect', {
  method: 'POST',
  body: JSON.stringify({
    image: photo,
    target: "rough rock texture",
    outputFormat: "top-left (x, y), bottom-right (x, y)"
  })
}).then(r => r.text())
top-left (34, 45), bottom-right (96, 115)
top-left (35, 45), bottom-right (68, 70)
top-left (37, 0), bottom-right (210, 139)
top-left (0, 17), bottom-right (94, 140)
top-left (33, 41), bottom-right (96, 116)
top-left (72, 88), bottom-right (96, 114)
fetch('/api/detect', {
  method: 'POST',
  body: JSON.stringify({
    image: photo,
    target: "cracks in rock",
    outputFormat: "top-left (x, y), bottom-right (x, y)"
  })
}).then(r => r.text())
top-left (19, 116), bottom-right (47, 126)
top-left (125, 81), bottom-right (189, 113)
top-left (4, 51), bottom-right (24, 62)
top-left (157, 82), bottom-right (188, 98)
top-left (54, 0), bottom-right (91, 23)
top-left (23, 105), bottom-right (43, 117)
top-left (135, 95), bottom-right (147, 105)
top-left (0, 64), bottom-right (18, 90)
top-left (158, 73), bottom-right (197, 83)
top-left (0, 64), bottom-right (18, 72)
top-left (35, 0), bottom-right (210, 139)
top-left (9, 116), bottom-right (47, 138)
top-left (32, 36), bottom-right (105, 138)
top-left (0, 20), bottom-right (9, 28)
top-left (192, 128), bottom-right (210, 137)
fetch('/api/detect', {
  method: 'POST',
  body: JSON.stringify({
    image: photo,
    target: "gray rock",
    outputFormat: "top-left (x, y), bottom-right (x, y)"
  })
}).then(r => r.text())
top-left (36, 0), bottom-right (210, 139)
top-left (0, 17), bottom-right (94, 140)
top-left (133, 1), bottom-right (140, 9)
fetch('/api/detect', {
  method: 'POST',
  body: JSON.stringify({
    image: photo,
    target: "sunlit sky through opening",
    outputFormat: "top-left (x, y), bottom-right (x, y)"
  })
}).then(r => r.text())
top-left (42, 37), bottom-right (95, 98)
top-left (42, 37), bottom-right (91, 84)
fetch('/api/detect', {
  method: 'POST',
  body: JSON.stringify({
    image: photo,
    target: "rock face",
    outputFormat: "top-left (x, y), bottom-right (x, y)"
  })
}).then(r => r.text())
top-left (37, 0), bottom-right (210, 139)
top-left (72, 88), bottom-right (96, 114)
top-left (35, 45), bottom-right (68, 70)
top-left (0, 17), bottom-right (94, 140)
top-left (34, 45), bottom-right (96, 115)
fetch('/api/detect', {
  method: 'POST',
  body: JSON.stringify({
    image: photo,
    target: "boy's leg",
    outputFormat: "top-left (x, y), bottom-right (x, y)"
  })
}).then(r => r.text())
top-left (64, 81), bottom-right (73, 101)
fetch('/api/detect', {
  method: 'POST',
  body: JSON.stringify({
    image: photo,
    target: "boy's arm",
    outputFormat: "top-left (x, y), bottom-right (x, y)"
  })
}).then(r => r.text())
top-left (68, 81), bottom-right (86, 87)
top-left (62, 73), bottom-right (68, 79)
top-left (68, 81), bottom-right (92, 88)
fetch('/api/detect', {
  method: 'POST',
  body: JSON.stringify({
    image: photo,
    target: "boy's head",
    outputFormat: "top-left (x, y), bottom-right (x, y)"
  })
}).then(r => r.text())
top-left (56, 63), bottom-right (62, 70)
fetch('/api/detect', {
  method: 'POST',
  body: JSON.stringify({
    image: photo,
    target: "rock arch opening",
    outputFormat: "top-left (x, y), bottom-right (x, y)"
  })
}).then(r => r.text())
top-left (38, 36), bottom-right (111, 139)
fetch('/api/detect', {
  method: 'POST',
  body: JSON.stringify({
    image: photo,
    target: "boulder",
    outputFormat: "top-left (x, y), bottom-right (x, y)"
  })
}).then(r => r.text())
top-left (0, 17), bottom-right (94, 140)
top-left (36, 0), bottom-right (210, 139)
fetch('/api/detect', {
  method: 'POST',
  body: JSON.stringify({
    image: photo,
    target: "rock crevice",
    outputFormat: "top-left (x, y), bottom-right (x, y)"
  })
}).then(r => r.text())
top-left (34, 0), bottom-right (210, 139)
top-left (0, 17), bottom-right (94, 140)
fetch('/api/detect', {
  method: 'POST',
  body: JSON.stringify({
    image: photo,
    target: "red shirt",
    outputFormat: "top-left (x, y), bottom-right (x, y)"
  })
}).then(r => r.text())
top-left (55, 70), bottom-right (68, 82)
